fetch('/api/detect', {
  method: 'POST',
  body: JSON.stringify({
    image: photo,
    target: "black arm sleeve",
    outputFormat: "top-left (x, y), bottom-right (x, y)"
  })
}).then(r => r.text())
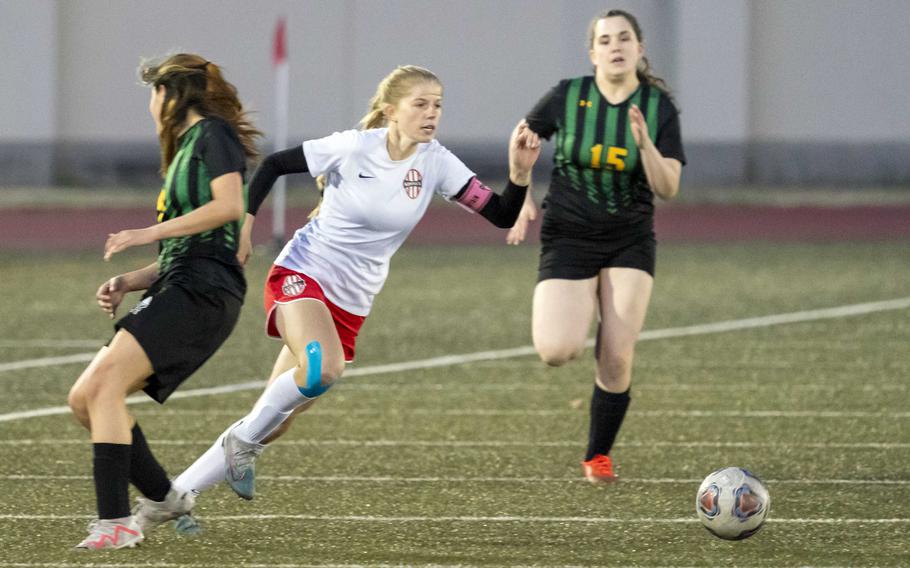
top-left (452, 177), bottom-right (529, 229)
top-left (247, 146), bottom-right (309, 215)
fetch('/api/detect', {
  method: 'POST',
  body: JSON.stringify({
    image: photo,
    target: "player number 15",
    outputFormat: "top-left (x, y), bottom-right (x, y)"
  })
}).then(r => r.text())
top-left (590, 144), bottom-right (628, 171)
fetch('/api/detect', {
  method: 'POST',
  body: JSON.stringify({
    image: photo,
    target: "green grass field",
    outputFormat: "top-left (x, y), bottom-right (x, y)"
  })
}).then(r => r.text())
top-left (1, 242), bottom-right (908, 566)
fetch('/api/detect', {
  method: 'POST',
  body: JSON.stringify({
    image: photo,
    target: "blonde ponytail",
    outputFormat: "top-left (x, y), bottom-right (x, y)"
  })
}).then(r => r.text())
top-left (359, 106), bottom-right (387, 130)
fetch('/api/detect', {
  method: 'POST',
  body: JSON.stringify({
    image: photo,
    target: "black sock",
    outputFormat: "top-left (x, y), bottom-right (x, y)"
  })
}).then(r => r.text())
top-left (585, 386), bottom-right (631, 461)
top-left (129, 423), bottom-right (171, 502)
top-left (92, 443), bottom-right (132, 519)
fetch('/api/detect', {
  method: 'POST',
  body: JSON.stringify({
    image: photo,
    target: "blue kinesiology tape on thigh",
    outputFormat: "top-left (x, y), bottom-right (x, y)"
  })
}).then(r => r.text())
top-left (297, 340), bottom-right (329, 398)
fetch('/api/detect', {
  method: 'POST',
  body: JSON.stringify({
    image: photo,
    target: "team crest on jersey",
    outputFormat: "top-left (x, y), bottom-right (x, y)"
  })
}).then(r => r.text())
top-left (282, 274), bottom-right (306, 297)
top-left (403, 169), bottom-right (423, 199)
top-left (129, 296), bottom-right (153, 315)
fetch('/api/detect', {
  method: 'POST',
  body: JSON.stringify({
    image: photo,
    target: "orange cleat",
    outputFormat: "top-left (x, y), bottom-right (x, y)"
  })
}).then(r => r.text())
top-left (582, 454), bottom-right (617, 484)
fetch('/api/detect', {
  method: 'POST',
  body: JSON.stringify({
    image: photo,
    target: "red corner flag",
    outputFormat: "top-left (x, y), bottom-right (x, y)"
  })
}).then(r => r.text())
top-left (271, 17), bottom-right (289, 246)
top-left (273, 18), bottom-right (287, 66)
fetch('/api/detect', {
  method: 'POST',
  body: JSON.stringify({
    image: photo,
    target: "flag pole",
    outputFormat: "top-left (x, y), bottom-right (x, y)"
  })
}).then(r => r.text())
top-left (272, 17), bottom-right (289, 252)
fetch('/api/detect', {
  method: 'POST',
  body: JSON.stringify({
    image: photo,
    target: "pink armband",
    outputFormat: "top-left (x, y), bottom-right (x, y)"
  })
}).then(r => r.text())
top-left (454, 177), bottom-right (493, 213)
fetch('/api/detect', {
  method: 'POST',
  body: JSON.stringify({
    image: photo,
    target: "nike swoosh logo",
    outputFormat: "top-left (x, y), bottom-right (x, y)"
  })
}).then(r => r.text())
top-left (358, 173), bottom-right (376, 179)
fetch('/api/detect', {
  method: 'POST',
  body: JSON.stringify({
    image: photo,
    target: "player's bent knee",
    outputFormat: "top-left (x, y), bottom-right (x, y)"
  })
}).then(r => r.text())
top-left (70, 372), bottom-right (104, 404)
top-left (321, 360), bottom-right (345, 385)
top-left (67, 387), bottom-right (87, 417)
top-left (295, 358), bottom-right (344, 386)
top-left (535, 342), bottom-right (584, 367)
top-left (66, 384), bottom-right (95, 429)
top-left (81, 368), bottom-right (119, 401)
top-left (293, 350), bottom-right (344, 399)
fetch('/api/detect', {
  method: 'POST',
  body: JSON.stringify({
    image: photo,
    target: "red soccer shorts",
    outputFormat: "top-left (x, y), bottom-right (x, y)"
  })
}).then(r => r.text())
top-left (263, 265), bottom-right (365, 362)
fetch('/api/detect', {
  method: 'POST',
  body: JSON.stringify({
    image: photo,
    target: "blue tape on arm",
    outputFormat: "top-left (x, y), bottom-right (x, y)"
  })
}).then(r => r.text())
top-left (298, 341), bottom-right (329, 398)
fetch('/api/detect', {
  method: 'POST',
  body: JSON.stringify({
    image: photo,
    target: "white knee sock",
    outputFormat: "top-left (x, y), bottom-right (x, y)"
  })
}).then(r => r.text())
top-left (172, 421), bottom-right (238, 495)
top-left (172, 370), bottom-right (309, 496)
top-left (231, 368), bottom-right (309, 444)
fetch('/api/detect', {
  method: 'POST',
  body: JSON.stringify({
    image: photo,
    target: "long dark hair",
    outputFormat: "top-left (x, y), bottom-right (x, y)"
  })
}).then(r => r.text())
top-left (587, 9), bottom-right (672, 95)
top-left (140, 53), bottom-right (262, 176)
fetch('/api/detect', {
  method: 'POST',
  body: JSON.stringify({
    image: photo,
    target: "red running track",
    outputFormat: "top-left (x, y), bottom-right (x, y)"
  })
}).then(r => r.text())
top-left (0, 204), bottom-right (907, 251)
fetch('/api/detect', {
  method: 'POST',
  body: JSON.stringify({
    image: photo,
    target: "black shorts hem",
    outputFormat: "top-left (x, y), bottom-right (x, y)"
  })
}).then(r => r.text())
top-left (537, 233), bottom-right (656, 282)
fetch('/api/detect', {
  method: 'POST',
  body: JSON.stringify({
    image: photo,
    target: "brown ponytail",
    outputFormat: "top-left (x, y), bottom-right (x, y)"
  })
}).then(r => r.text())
top-left (140, 53), bottom-right (262, 176)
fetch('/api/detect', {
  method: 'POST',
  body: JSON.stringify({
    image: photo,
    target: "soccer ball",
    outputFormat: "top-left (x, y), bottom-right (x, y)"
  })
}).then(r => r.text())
top-left (695, 467), bottom-right (770, 540)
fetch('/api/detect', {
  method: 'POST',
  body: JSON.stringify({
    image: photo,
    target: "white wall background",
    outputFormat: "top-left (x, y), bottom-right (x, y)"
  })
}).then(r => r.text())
top-left (1, 0), bottom-right (57, 140)
top-left (37, 0), bottom-right (676, 144)
top-left (2, 0), bottom-right (909, 184)
top-left (2, 0), bottom-right (694, 145)
top-left (749, 0), bottom-right (910, 142)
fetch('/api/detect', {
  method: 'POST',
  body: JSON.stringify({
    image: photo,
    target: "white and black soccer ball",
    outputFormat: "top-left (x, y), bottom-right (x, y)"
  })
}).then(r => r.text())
top-left (695, 467), bottom-right (770, 540)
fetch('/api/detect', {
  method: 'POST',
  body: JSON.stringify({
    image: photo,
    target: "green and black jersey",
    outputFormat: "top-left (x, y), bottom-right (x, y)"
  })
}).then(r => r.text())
top-left (526, 76), bottom-right (685, 239)
top-left (155, 117), bottom-right (247, 298)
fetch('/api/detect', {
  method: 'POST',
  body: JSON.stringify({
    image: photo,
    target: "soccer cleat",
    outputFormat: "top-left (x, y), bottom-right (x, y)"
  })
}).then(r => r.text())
top-left (74, 517), bottom-right (144, 550)
top-left (174, 513), bottom-right (203, 536)
top-left (582, 454), bottom-right (618, 484)
top-left (132, 486), bottom-right (196, 534)
top-left (223, 424), bottom-right (265, 500)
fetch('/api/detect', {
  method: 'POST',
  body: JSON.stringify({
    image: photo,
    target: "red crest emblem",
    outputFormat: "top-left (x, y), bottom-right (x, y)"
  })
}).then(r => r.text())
top-left (403, 169), bottom-right (423, 199)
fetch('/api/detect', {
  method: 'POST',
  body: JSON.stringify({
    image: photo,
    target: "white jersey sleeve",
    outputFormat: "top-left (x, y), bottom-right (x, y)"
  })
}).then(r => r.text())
top-left (432, 145), bottom-right (475, 200)
top-left (302, 129), bottom-right (360, 177)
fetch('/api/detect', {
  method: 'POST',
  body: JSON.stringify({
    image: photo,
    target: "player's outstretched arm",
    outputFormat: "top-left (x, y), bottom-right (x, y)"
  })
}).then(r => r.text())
top-left (506, 120), bottom-right (541, 244)
top-left (453, 121), bottom-right (541, 229)
top-left (508, 120), bottom-right (540, 187)
top-left (236, 147), bottom-right (310, 264)
top-left (104, 172), bottom-right (245, 260)
top-left (247, 146), bottom-right (310, 217)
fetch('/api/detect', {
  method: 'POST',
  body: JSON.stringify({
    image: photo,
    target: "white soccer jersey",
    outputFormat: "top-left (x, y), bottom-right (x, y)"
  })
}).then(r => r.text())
top-left (274, 128), bottom-right (475, 316)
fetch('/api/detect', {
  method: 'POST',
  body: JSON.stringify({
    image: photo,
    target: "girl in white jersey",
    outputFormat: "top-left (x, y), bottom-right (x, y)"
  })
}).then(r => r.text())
top-left (132, 65), bottom-right (540, 533)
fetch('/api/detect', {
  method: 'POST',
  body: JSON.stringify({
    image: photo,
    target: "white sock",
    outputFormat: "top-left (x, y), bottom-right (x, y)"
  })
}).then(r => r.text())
top-left (232, 368), bottom-right (309, 444)
top-left (172, 371), bottom-right (310, 496)
top-left (172, 421), bottom-right (238, 495)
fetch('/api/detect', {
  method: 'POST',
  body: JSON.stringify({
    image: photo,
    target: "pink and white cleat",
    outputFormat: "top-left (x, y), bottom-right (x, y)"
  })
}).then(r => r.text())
top-left (74, 517), bottom-right (144, 550)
